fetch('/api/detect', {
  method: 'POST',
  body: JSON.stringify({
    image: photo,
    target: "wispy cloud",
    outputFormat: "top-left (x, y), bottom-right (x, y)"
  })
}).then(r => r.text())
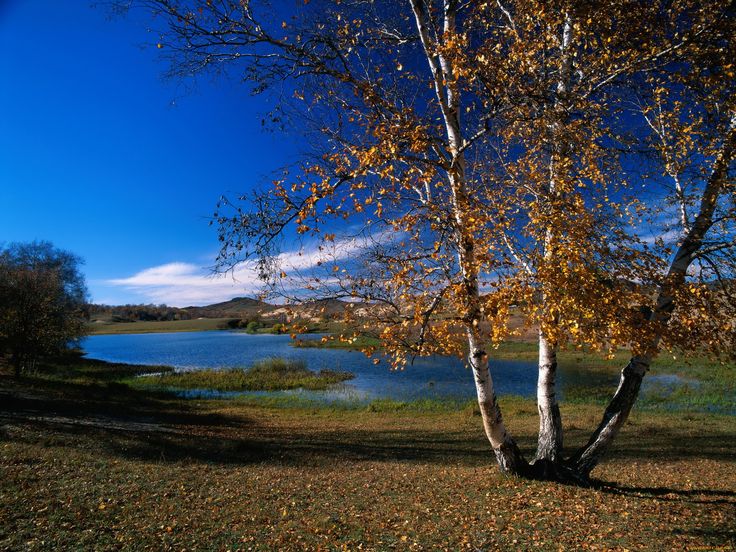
top-left (107, 262), bottom-right (263, 307)
top-left (105, 236), bottom-right (381, 307)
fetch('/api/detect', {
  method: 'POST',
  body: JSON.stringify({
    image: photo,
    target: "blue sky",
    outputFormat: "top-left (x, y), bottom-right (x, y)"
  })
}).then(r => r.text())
top-left (0, 0), bottom-right (300, 306)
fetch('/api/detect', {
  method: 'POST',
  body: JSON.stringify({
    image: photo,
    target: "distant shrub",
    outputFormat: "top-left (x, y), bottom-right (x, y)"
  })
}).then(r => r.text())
top-left (245, 320), bottom-right (262, 333)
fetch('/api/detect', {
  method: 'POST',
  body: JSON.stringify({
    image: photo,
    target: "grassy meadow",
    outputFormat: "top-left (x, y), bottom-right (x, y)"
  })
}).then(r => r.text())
top-left (88, 317), bottom-right (240, 335)
top-left (1, 353), bottom-right (735, 550)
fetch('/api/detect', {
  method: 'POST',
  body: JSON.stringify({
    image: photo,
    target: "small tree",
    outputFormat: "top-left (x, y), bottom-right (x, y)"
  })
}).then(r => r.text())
top-left (0, 242), bottom-right (89, 377)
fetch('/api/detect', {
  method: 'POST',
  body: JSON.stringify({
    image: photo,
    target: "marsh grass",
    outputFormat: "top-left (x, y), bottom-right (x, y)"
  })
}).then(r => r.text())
top-left (291, 335), bottom-right (382, 350)
top-left (25, 352), bottom-right (173, 385)
top-left (132, 358), bottom-right (354, 392)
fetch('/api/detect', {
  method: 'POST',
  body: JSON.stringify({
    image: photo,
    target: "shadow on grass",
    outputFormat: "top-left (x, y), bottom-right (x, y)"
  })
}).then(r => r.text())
top-left (2, 371), bottom-right (735, 501)
top-left (596, 482), bottom-right (736, 506)
top-left (1, 372), bottom-right (491, 467)
top-left (106, 428), bottom-right (494, 467)
top-left (0, 374), bottom-right (247, 429)
top-left (571, 426), bottom-right (736, 463)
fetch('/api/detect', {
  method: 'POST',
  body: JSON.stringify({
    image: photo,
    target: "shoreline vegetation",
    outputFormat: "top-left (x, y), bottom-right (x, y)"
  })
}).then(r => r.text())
top-left (87, 317), bottom-right (342, 336)
top-left (131, 358), bottom-right (354, 392)
top-left (88, 317), bottom-right (285, 335)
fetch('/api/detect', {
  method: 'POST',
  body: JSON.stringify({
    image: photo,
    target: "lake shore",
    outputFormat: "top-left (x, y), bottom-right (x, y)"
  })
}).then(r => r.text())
top-left (87, 318), bottom-right (339, 336)
top-left (82, 330), bottom-right (736, 414)
top-left (1, 354), bottom-right (734, 550)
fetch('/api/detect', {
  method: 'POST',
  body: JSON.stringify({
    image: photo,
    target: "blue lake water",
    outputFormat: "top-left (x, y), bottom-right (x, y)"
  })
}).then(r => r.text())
top-left (83, 331), bottom-right (616, 403)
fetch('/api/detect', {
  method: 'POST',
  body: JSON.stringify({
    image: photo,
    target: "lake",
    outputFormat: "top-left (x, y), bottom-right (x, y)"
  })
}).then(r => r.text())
top-left (82, 331), bottom-right (626, 404)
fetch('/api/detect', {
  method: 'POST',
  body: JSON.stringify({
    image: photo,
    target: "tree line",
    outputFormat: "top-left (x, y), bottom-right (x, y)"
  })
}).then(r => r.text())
top-left (89, 303), bottom-right (193, 322)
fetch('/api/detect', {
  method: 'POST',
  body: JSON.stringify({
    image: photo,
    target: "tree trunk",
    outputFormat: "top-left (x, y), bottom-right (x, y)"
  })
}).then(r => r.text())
top-left (571, 113), bottom-right (735, 478)
top-left (410, 0), bottom-right (527, 474)
top-left (570, 356), bottom-right (649, 475)
top-left (533, 11), bottom-right (571, 466)
top-left (467, 328), bottom-right (528, 475)
top-left (535, 330), bottom-right (563, 462)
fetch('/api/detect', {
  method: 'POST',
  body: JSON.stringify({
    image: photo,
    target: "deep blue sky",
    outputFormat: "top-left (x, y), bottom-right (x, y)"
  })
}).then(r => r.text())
top-left (0, 1), bottom-right (299, 305)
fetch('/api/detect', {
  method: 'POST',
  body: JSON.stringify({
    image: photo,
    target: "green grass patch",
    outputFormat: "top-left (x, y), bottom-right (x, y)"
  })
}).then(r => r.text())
top-left (133, 358), bottom-right (354, 392)
top-left (24, 352), bottom-right (173, 385)
top-left (291, 335), bottom-right (381, 350)
top-left (87, 318), bottom-right (240, 335)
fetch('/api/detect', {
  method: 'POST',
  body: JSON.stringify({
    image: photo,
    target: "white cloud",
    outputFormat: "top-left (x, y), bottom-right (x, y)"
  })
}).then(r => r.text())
top-left (107, 262), bottom-right (264, 307)
top-left (640, 227), bottom-right (682, 246)
top-left (105, 236), bottom-right (383, 307)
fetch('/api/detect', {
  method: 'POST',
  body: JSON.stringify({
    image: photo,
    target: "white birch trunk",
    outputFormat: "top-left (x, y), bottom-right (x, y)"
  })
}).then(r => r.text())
top-left (533, 11), bottom-right (573, 464)
top-left (535, 329), bottom-right (562, 462)
top-left (467, 326), bottom-right (526, 474)
top-left (410, 0), bottom-right (526, 474)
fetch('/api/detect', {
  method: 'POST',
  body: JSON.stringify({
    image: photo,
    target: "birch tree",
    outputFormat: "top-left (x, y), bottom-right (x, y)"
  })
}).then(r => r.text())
top-left (124, 0), bottom-right (736, 482)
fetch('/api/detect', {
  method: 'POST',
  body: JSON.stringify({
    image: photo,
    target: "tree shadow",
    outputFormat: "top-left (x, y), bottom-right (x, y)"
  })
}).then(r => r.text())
top-left (4, 412), bottom-right (494, 467)
top-left (595, 429), bottom-right (736, 462)
top-left (1, 373), bottom-right (495, 467)
top-left (594, 482), bottom-right (736, 506)
top-left (2, 374), bottom-right (735, 484)
top-left (0, 374), bottom-right (246, 428)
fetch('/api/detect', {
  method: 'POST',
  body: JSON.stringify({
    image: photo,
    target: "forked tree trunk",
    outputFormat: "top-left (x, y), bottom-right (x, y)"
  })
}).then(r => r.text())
top-left (535, 330), bottom-right (563, 462)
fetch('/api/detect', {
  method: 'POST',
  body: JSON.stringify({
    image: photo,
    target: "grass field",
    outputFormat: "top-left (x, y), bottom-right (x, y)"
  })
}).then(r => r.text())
top-left (1, 355), bottom-right (735, 550)
top-left (88, 317), bottom-right (241, 335)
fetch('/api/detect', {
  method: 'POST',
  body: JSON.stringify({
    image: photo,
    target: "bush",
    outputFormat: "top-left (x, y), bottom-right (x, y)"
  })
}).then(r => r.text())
top-left (0, 242), bottom-right (88, 377)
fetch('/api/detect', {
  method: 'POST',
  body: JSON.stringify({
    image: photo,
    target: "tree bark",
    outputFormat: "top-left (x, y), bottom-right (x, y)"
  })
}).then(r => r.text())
top-left (535, 329), bottom-right (563, 462)
top-left (467, 327), bottom-right (527, 474)
top-left (410, 0), bottom-right (529, 475)
top-left (570, 356), bottom-right (648, 475)
top-left (533, 11), bottom-right (572, 466)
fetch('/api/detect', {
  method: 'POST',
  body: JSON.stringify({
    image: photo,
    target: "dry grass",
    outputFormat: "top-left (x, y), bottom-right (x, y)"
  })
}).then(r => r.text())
top-left (1, 359), bottom-right (734, 551)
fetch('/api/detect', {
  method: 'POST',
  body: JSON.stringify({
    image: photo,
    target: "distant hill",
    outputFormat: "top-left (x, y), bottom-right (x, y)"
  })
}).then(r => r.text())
top-left (87, 296), bottom-right (373, 324)
top-left (185, 297), bottom-right (274, 319)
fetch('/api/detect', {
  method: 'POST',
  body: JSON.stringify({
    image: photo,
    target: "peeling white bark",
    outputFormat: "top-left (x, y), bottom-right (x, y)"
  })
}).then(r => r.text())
top-left (467, 327), bottom-right (526, 473)
top-left (410, 0), bottom-right (526, 474)
top-left (534, 10), bottom-right (573, 464)
top-left (536, 329), bottom-right (562, 462)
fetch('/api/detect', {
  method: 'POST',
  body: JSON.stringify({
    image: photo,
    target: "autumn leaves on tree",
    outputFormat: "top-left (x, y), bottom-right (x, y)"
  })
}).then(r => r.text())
top-left (130, 0), bottom-right (735, 482)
